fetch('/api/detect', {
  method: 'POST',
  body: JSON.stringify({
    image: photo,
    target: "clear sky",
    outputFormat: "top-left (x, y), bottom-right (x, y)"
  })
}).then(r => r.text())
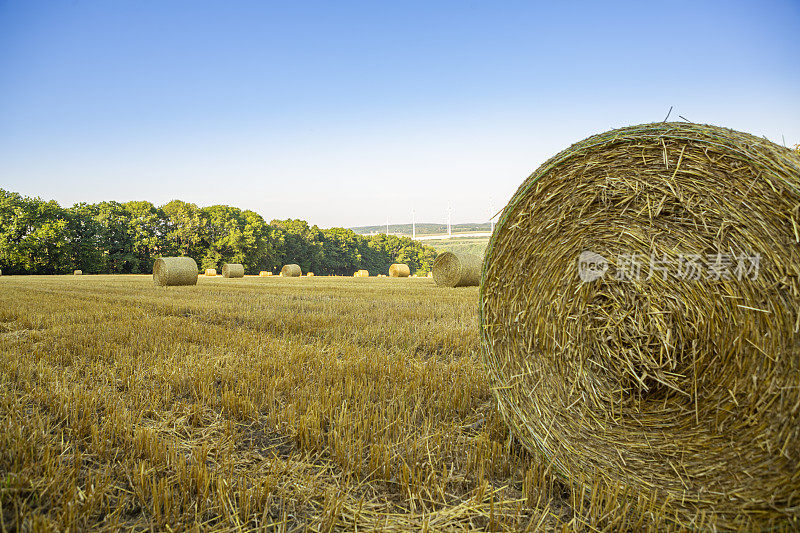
top-left (1, 1), bottom-right (798, 228)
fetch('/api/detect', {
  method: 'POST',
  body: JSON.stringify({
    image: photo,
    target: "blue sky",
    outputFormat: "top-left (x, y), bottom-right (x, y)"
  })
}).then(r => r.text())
top-left (1, 1), bottom-right (798, 228)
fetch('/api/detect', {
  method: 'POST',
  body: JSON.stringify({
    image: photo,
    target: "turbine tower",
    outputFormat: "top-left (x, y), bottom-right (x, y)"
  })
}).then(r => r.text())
top-left (447, 205), bottom-right (452, 237)
top-left (489, 197), bottom-right (495, 233)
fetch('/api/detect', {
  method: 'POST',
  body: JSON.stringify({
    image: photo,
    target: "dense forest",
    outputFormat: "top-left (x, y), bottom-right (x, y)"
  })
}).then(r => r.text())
top-left (0, 189), bottom-right (438, 276)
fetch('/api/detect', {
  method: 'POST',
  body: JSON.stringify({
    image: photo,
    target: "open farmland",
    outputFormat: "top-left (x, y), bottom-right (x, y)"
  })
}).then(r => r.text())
top-left (0, 275), bottom-right (674, 531)
top-left (421, 237), bottom-right (489, 259)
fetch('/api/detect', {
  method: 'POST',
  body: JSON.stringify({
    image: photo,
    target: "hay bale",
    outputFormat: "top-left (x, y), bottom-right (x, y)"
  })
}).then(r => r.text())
top-left (353, 269), bottom-right (369, 277)
top-left (388, 263), bottom-right (411, 277)
top-left (259, 271), bottom-right (272, 277)
top-left (480, 122), bottom-right (800, 529)
top-left (432, 252), bottom-right (480, 287)
top-left (222, 263), bottom-right (244, 278)
top-left (205, 269), bottom-right (217, 276)
top-left (427, 272), bottom-right (433, 278)
top-left (73, 270), bottom-right (82, 276)
top-left (281, 264), bottom-right (302, 277)
top-left (153, 257), bottom-right (198, 286)
top-left (307, 272), bottom-right (314, 277)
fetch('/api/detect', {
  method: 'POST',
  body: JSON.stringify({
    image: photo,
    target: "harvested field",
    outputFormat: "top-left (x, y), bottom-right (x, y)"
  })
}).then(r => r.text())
top-left (0, 275), bottom-right (763, 530)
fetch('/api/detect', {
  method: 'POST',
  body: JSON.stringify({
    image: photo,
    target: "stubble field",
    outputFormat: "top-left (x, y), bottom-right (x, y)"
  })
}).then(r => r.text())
top-left (1, 275), bottom-right (675, 531)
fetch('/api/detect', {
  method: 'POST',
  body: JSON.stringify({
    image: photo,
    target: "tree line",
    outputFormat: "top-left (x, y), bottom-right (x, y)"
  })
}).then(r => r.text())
top-left (0, 189), bottom-right (438, 276)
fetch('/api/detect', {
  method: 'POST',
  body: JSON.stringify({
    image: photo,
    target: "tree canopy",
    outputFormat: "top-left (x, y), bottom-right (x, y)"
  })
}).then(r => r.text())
top-left (0, 189), bottom-right (437, 276)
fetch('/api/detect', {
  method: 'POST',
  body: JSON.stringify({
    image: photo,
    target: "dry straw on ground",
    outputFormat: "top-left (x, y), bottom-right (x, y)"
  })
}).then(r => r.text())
top-left (480, 122), bottom-right (800, 529)
top-left (433, 252), bottom-right (481, 287)
top-left (73, 270), bottom-right (82, 276)
top-left (222, 263), bottom-right (244, 278)
top-left (389, 263), bottom-right (411, 277)
top-left (205, 269), bottom-right (217, 276)
top-left (152, 257), bottom-right (198, 287)
top-left (280, 264), bottom-right (302, 277)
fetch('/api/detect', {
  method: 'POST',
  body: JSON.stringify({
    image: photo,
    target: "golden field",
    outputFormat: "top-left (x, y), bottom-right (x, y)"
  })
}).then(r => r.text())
top-left (1, 275), bottom-right (689, 531)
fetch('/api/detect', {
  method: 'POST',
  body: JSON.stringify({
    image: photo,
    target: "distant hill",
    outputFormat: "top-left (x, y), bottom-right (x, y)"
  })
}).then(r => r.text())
top-left (352, 222), bottom-right (491, 236)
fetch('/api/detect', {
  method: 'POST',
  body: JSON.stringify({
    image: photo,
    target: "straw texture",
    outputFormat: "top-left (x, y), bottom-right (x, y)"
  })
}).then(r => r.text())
top-left (153, 257), bottom-right (198, 287)
top-left (480, 122), bottom-right (800, 529)
top-left (389, 263), bottom-right (411, 277)
top-left (433, 252), bottom-right (481, 287)
top-left (222, 263), bottom-right (244, 278)
top-left (281, 264), bottom-right (302, 277)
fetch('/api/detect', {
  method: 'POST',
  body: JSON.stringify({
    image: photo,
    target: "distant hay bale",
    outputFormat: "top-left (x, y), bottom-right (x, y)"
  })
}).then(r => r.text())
top-left (73, 270), bottom-right (82, 276)
top-left (480, 122), bottom-right (800, 529)
top-left (222, 263), bottom-right (244, 278)
top-left (205, 269), bottom-right (217, 276)
top-left (353, 269), bottom-right (369, 277)
top-left (259, 271), bottom-right (272, 277)
top-left (432, 252), bottom-right (480, 287)
top-left (388, 263), bottom-right (410, 277)
top-left (281, 264), bottom-right (302, 277)
top-left (307, 272), bottom-right (314, 277)
top-left (153, 257), bottom-right (198, 286)
top-left (427, 272), bottom-right (433, 278)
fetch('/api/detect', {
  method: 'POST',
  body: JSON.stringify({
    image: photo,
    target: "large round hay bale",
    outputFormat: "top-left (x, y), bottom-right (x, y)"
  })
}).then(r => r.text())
top-left (388, 263), bottom-right (411, 277)
top-left (280, 264), bottom-right (302, 277)
top-left (222, 263), bottom-right (244, 278)
top-left (205, 269), bottom-right (217, 276)
top-left (153, 257), bottom-right (198, 286)
top-left (480, 122), bottom-right (800, 529)
top-left (73, 270), bottom-right (82, 276)
top-left (433, 252), bottom-right (480, 287)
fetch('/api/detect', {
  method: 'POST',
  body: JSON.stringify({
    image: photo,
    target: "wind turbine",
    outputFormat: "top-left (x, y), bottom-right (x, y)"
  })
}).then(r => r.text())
top-left (489, 196), bottom-right (495, 233)
top-left (447, 205), bottom-right (452, 237)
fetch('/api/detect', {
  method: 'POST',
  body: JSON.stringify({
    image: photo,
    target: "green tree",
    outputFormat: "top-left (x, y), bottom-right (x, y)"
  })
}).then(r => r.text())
top-left (123, 201), bottom-right (164, 273)
top-left (162, 200), bottom-right (204, 258)
top-left (66, 203), bottom-right (105, 274)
